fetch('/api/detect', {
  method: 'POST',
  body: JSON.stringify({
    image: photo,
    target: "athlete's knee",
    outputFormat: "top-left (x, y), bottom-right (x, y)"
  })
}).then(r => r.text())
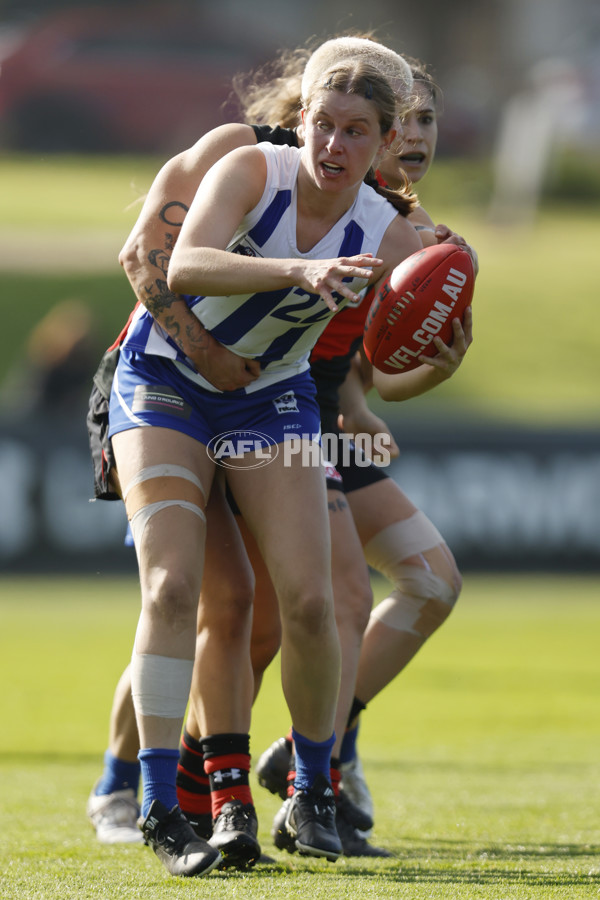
top-left (197, 575), bottom-right (254, 649)
top-left (213, 568), bottom-right (255, 623)
top-left (282, 586), bottom-right (333, 640)
top-left (122, 463), bottom-right (207, 630)
top-left (371, 566), bottom-right (458, 639)
top-left (144, 565), bottom-right (200, 633)
top-left (364, 511), bottom-right (461, 640)
top-left (333, 570), bottom-right (373, 637)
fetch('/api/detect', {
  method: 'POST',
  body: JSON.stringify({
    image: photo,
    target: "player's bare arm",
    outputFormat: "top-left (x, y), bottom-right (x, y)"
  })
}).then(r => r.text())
top-left (118, 123), bottom-right (261, 389)
top-left (169, 147), bottom-right (381, 306)
top-left (372, 306), bottom-right (473, 401)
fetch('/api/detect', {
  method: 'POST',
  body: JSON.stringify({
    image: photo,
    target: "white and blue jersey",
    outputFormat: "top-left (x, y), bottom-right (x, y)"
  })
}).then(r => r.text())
top-left (121, 142), bottom-right (398, 394)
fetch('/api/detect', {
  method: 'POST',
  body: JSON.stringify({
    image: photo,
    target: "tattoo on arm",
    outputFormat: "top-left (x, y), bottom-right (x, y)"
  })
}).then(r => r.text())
top-left (137, 200), bottom-right (211, 353)
top-left (159, 201), bottom-right (188, 227)
top-left (148, 248), bottom-right (170, 278)
top-left (142, 276), bottom-right (210, 354)
top-left (185, 320), bottom-right (210, 350)
top-left (142, 245), bottom-right (177, 317)
top-left (142, 278), bottom-right (177, 317)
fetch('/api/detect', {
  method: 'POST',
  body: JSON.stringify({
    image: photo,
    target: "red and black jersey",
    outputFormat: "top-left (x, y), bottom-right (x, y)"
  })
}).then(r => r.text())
top-left (309, 298), bottom-right (371, 434)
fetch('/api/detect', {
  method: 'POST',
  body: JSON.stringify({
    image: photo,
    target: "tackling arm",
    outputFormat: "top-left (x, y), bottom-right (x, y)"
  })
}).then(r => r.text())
top-left (118, 123), bottom-right (262, 390)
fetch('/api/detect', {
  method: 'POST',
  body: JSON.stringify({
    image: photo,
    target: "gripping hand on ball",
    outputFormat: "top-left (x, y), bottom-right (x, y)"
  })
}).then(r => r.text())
top-left (434, 224), bottom-right (479, 276)
top-left (419, 306), bottom-right (473, 377)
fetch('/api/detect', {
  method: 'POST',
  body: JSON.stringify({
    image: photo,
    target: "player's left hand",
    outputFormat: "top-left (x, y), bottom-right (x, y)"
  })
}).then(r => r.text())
top-left (434, 224), bottom-right (479, 275)
top-left (418, 306), bottom-right (473, 377)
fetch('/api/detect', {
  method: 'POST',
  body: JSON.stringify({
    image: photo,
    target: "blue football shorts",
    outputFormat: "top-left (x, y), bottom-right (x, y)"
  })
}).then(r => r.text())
top-left (108, 348), bottom-right (322, 450)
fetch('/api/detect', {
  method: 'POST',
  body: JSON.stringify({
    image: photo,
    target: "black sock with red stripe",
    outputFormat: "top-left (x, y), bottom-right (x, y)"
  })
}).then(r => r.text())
top-left (176, 728), bottom-right (212, 835)
top-left (330, 755), bottom-right (342, 798)
top-left (201, 733), bottom-right (253, 818)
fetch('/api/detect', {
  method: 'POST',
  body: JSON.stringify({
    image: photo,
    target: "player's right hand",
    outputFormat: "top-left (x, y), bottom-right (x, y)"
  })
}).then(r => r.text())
top-left (189, 333), bottom-right (260, 391)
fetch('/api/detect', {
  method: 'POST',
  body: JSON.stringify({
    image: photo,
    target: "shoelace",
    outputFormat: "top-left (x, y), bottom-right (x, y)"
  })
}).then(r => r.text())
top-left (218, 804), bottom-right (251, 831)
top-left (154, 811), bottom-right (197, 852)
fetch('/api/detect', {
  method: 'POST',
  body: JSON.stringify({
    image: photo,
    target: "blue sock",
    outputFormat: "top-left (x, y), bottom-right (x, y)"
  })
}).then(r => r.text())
top-left (292, 728), bottom-right (335, 792)
top-left (339, 721), bottom-right (359, 765)
top-left (95, 749), bottom-right (141, 796)
top-left (138, 748), bottom-right (180, 818)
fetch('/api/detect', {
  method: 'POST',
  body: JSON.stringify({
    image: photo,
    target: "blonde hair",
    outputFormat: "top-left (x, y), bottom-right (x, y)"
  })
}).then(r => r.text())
top-left (234, 36), bottom-right (414, 129)
top-left (233, 47), bottom-right (309, 128)
top-left (301, 37), bottom-right (413, 111)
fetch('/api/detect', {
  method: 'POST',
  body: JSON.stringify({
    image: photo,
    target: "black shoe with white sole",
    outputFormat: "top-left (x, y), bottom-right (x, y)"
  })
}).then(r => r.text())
top-left (139, 800), bottom-right (221, 877)
top-left (209, 800), bottom-right (261, 870)
top-left (284, 774), bottom-right (342, 861)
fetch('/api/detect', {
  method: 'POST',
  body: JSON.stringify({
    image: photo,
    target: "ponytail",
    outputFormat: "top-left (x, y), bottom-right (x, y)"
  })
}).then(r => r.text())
top-left (364, 167), bottom-right (418, 218)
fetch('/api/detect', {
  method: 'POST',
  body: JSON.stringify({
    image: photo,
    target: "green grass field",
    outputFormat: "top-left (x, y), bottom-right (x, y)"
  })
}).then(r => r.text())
top-left (1, 574), bottom-right (599, 899)
top-left (1, 153), bottom-right (599, 425)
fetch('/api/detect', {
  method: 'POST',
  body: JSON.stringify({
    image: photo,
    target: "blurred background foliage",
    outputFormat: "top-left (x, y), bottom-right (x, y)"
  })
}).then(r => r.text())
top-left (1, 0), bottom-right (599, 427)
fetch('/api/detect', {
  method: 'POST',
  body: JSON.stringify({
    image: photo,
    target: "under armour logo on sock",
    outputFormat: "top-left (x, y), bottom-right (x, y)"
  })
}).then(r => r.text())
top-left (211, 768), bottom-right (242, 785)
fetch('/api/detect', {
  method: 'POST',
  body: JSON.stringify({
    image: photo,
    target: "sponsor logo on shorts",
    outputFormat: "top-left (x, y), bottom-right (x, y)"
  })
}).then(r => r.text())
top-left (273, 391), bottom-right (299, 414)
top-left (132, 384), bottom-right (190, 418)
top-left (206, 430), bottom-right (279, 469)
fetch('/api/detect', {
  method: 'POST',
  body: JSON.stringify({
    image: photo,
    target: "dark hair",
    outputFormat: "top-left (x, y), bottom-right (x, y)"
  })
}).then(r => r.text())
top-left (405, 56), bottom-right (443, 113)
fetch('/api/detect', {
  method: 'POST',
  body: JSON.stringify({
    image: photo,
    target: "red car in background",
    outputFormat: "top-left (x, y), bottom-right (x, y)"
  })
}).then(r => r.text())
top-left (0, 4), bottom-right (269, 154)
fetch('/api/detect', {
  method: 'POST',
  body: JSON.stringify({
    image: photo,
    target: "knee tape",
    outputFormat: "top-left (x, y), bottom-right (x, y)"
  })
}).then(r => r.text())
top-left (122, 464), bottom-right (206, 547)
top-left (370, 565), bottom-right (457, 638)
top-left (122, 464), bottom-right (205, 501)
top-left (130, 652), bottom-right (193, 719)
top-left (364, 513), bottom-right (457, 639)
top-left (129, 499), bottom-right (206, 547)
top-left (364, 511), bottom-right (444, 566)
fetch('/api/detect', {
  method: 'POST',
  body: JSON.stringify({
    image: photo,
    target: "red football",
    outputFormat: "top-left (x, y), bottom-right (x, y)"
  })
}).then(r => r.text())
top-left (363, 242), bottom-right (475, 374)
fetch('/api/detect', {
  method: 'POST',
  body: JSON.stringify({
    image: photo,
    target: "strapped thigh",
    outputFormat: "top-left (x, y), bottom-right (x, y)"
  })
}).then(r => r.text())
top-left (122, 464), bottom-right (206, 548)
top-left (364, 510), bottom-right (444, 565)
